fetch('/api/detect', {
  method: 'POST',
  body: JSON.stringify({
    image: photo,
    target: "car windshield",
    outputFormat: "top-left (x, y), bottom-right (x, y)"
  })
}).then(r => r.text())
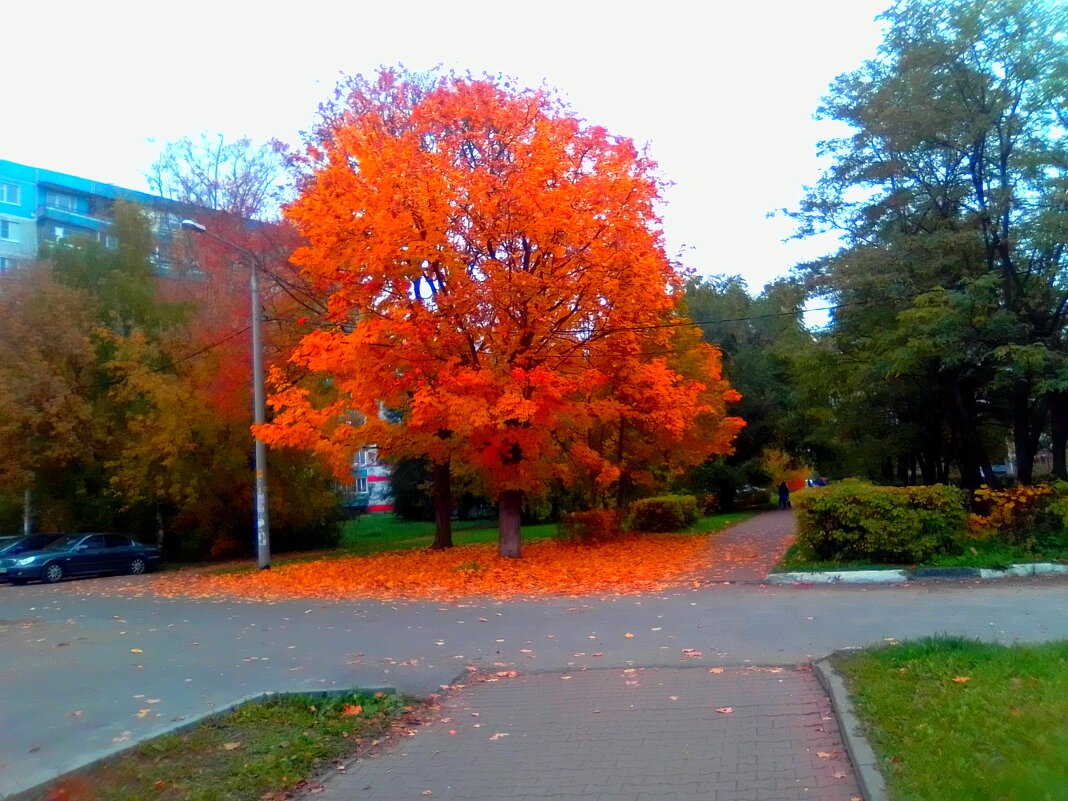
top-left (44, 535), bottom-right (83, 551)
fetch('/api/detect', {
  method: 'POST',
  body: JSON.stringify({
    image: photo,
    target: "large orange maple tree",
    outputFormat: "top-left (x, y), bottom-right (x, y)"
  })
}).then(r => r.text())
top-left (262, 70), bottom-right (743, 557)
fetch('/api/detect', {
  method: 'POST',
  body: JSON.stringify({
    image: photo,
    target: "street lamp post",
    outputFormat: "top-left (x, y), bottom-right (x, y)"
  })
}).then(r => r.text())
top-left (181, 219), bottom-right (271, 569)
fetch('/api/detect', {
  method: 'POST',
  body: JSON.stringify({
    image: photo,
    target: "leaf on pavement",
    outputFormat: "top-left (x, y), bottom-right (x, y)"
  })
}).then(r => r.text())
top-left (715, 707), bottom-right (734, 714)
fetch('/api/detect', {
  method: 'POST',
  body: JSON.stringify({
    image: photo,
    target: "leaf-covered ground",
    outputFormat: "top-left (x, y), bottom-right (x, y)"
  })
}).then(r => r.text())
top-left (147, 534), bottom-right (715, 602)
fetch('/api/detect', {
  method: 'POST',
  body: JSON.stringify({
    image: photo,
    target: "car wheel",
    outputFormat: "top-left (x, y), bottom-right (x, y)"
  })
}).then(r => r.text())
top-left (129, 557), bottom-right (147, 575)
top-left (43, 563), bottom-right (64, 584)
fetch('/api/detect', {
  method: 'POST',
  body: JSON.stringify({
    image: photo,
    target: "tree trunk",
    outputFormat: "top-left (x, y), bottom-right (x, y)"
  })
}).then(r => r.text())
top-left (431, 459), bottom-right (453, 550)
top-left (615, 418), bottom-right (626, 510)
top-left (896, 455), bottom-right (909, 486)
top-left (1011, 386), bottom-right (1050, 485)
top-left (1051, 390), bottom-right (1068, 480)
top-left (156, 508), bottom-right (165, 551)
top-left (498, 490), bottom-right (523, 558)
top-left (23, 488), bottom-right (31, 536)
top-left (951, 383), bottom-right (999, 490)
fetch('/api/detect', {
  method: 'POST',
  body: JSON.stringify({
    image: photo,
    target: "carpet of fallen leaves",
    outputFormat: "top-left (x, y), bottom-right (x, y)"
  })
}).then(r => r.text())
top-left (147, 535), bottom-right (713, 602)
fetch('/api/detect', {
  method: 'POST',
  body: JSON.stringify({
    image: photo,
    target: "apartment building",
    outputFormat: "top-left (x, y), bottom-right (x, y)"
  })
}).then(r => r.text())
top-left (0, 158), bottom-right (185, 274)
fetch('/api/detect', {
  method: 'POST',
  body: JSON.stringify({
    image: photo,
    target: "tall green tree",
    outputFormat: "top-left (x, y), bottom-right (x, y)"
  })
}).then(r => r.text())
top-left (683, 276), bottom-right (825, 498)
top-left (795, 0), bottom-right (1067, 487)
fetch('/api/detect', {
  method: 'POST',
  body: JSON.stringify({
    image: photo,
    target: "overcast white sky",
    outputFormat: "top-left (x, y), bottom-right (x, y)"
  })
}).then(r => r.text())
top-left (8, 0), bottom-right (889, 291)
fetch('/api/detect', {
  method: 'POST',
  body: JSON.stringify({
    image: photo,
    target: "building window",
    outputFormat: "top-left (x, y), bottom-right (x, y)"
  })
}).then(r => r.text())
top-left (0, 256), bottom-right (17, 272)
top-left (45, 191), bottom-right (78, 212)
top-left (52, 225), bottom-right (68, 241)
top-left (356, 477), bottom-right (369, 494)
top-left (0, 219), bottom-right (18, 242)
top-left (96, 231), bottom-right (117, 249)
top-left (0, 182), bottom-right (19, 205)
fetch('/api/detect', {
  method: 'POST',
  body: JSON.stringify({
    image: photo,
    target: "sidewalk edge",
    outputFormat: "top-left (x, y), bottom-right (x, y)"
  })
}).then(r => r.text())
top-left (0, 685), bottom-right (396, 801)
top-left (767, 561), bottom-right (1068, 585)
top-left (814, 659), bottom-right (889, 801)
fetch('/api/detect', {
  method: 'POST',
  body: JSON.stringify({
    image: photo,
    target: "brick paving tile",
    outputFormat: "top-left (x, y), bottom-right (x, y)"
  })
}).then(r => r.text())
top-left (318, 666), bottom-right (861, 801)
top-left (704, 510), bottom-right (796, 583)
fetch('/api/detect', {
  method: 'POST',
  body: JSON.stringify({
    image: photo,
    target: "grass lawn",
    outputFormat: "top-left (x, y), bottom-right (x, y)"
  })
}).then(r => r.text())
top-left (40, 691), bottom-right (409, 801)
top-left (777, 534), bottom-right (1068, 573)
top-left (834, 638), bottom-right (1068, 801)
top-left (340, 510), bottom-right (757, 556)
top-left (339, 515), bottom-right (559, 555)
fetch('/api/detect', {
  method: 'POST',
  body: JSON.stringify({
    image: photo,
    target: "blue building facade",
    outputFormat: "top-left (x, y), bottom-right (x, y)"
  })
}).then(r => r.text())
top-left (0, 159), bottom-right (186, 274)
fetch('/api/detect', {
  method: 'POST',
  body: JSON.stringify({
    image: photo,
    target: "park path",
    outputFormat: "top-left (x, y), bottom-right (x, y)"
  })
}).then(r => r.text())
top-left (322, 666), bottom-right (860, 801)
top-left (703, 509), bottom-right (796, 583)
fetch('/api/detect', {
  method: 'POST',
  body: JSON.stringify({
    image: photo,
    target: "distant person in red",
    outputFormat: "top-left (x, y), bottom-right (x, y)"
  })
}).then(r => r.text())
top-left (778, 481), bottom-right (791, 509)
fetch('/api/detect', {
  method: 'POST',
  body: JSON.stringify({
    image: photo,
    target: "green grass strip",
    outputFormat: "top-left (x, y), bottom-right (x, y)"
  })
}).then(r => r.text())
top-left (40, 691), bottom-right (409, 801)
top-left (834, 637), bottom-right (1068, 801)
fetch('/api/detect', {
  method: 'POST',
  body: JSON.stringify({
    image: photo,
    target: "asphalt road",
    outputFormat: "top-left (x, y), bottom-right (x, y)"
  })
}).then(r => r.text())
top-left (2, 575), bottom-right (1067, 797)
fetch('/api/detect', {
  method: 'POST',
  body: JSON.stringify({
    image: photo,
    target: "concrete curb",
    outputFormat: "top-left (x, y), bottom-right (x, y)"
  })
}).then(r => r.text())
top-left (1, 685), bottom-right (396, 801)
top-left (813, 659), bottom-right (889, 801)
top-left (766, 561), bottom-right (1068, 585)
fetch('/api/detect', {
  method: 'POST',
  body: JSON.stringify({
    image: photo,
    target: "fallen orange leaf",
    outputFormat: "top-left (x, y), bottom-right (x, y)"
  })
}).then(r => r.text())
top-left (341, 704), bottom-right (363, 716)
top-left (951, 676), bottom-right (971, 683)
top-left (715, 707), bottom-right (734, 714)
top-left (145, 536), bottom-right (717, 602)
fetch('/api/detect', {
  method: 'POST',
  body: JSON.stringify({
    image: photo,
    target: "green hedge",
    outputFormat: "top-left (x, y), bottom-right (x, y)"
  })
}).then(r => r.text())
top-left (794, 481), bottom-right (968, 563)
top-left (625, 495), bottom-right (699, 533)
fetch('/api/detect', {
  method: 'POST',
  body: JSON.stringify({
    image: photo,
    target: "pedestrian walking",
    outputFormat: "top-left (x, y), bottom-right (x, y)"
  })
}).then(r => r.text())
top-left (778, 481), bottom-right (791, 509)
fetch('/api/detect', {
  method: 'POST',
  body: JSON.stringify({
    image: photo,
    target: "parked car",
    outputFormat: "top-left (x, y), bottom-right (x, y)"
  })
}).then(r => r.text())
top-left (0, 533), bottom-right (160, 585)
top-left (0, 533), bottom-right (65, 581)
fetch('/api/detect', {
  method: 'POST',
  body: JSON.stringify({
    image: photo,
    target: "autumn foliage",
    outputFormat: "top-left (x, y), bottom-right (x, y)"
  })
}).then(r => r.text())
top-left (260, 70), bottom-right (743, 557)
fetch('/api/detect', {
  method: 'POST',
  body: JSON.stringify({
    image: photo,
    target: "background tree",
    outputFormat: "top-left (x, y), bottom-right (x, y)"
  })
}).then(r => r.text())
top-left (0, 204), bottom-right (341, 555)
top-left (793, 0), bottom-right (1067, 487)
top-left (682, 276), bottom-right (823, 502)
top-left (147, 133), bottom-right (286, 220)
top-left (262, 70), bottom-right (743, 557)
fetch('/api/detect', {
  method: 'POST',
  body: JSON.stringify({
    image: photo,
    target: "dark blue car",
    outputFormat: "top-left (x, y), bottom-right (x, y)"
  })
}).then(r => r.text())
top-left (0, 533), bottom-right (160, 585)
top-left (0, 533), bottom-right (62, 559)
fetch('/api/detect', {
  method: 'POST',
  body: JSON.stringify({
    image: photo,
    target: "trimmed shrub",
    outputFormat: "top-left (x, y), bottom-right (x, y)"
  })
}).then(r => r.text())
top-left (794, 480), bottom-right (968, 563)
top-left (625, 495), bottom-right (699, 533)
top-left (558, 510), bottom-right (621, 543)
top-left (696, 493), bottom-right (719, 516)
top-left (969, 484), bottom-right (1058, 544)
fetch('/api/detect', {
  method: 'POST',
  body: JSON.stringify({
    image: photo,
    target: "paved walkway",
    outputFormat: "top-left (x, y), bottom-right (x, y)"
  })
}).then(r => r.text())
top-left (326, 666), bottom-right (861, 801)
top-left (9, 512), bottom-right (1068, 799)
top-left (703, 509), bottom-right (796, 583)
